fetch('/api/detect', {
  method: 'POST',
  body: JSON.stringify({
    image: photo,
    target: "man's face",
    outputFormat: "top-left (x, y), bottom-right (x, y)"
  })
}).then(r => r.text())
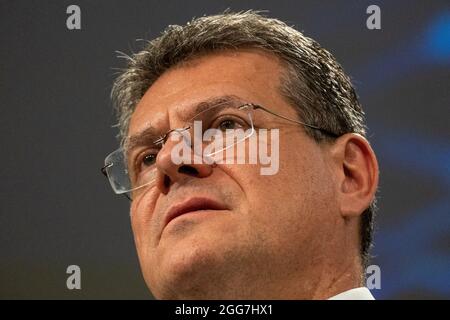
top-left (128, 49), bottom-right (340, 299)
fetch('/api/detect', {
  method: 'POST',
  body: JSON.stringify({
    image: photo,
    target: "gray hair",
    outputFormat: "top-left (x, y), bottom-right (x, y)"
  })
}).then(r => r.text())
top-left (111, 10), bottom-right (376, 269)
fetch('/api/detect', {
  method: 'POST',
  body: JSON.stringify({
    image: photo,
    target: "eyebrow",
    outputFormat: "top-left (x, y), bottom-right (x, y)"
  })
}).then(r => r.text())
top-left (124, 94), bottom-right (245, 154)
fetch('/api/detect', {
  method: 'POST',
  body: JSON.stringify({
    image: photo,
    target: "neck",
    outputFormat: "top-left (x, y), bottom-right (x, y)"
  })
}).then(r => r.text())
top-left (265, 253), bottom-right (364, 299)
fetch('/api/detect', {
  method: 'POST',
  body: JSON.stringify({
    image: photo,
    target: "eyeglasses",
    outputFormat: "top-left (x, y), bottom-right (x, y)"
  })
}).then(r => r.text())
top-left (101, 101), bottom-right (338, 199)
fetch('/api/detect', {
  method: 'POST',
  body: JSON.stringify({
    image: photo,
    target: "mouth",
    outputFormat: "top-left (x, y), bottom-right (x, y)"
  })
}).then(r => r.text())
top-left (163, 197), bottom-right (228, 231)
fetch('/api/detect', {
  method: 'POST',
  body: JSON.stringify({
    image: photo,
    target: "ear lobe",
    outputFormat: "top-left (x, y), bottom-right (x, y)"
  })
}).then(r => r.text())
top-left (333, 134), bottom-right (379, 218)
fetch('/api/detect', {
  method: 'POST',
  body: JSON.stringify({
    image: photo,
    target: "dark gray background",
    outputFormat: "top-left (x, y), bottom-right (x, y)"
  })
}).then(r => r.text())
top-left (1, 0), bottom-right (449, 299)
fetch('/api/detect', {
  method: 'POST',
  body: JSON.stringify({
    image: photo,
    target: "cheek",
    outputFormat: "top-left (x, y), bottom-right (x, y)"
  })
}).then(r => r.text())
top-left (130, 188), bottom-right (160, 251)
top-left (239, 138), bottom-right (333, 235)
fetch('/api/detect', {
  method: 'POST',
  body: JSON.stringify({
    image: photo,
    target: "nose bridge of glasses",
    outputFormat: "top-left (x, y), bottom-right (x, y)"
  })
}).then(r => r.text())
top-left (157, 126), bottom-right (191, 146)
top-left (153, 126), bottom-right (194, 166)
top-left (155, 104), bottom-right (255, 162)
top-left (158, 103), bottom-right (251, 145)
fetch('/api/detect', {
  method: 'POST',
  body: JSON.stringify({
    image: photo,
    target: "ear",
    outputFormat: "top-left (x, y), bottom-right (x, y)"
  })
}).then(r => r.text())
top-left (329, 133), bottom-right (379, 218)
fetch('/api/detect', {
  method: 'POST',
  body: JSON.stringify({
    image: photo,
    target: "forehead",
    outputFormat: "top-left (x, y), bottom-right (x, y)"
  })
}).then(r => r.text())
top-left (128, 49), bottom-right (286, 135)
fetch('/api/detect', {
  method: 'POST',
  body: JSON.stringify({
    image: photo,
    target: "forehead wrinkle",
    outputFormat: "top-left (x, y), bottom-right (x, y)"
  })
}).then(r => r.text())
top-left (125, 106), bottom-right (169, 149)
top-left (124, 126), bottom-right (161, 153)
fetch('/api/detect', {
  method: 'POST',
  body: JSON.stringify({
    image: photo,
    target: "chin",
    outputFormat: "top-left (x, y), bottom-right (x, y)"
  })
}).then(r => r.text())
top-left (148, 236), bottom-right (227, 299)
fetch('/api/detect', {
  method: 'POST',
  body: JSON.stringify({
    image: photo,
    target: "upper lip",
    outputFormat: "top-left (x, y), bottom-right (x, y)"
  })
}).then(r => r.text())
top-left (163, 197), bottom-right (228, 231)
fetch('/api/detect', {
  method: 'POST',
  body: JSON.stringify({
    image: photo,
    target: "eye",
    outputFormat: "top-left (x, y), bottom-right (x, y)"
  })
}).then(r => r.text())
top-left (219, 119), bottom-right (239, 130)
top-left (214, 115), bottom-right (247, 131)
top-left (133, 150), bottom-right (158, 174)
top-left (142, 153), bottom-right (157, 167)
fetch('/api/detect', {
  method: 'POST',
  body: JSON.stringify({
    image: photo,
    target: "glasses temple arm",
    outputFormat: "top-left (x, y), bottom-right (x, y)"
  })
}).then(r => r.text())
top-left (249, 103), bottom-right (338, 138)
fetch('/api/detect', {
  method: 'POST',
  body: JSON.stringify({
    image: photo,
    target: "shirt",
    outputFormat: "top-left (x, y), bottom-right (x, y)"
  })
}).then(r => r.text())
top-left (328, 287), bottom-right (375, 300)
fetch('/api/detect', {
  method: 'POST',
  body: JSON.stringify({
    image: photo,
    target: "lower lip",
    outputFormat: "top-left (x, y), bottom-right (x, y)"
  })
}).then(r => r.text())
top-left (165, 209), bottom-right (226, 229)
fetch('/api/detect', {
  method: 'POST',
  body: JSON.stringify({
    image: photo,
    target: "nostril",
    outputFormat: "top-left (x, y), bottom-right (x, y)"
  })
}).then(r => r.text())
top-left (178, 165), bottom-right (199, 176)
top-left (164, 175), bottom-right (171, 188)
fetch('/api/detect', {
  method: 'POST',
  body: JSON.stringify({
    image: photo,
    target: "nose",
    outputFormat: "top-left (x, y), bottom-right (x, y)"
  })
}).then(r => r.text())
top-left (154, 132), bottom-right (214, 194)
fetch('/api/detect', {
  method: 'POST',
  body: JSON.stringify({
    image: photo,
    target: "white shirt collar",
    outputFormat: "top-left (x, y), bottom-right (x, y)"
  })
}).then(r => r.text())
top-left (328, 287), bottom-right (375, 300)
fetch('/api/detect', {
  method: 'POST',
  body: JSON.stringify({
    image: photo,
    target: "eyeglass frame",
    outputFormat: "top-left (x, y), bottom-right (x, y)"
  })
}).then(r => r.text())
top-left (101, 102), bottom-right (339, 200)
